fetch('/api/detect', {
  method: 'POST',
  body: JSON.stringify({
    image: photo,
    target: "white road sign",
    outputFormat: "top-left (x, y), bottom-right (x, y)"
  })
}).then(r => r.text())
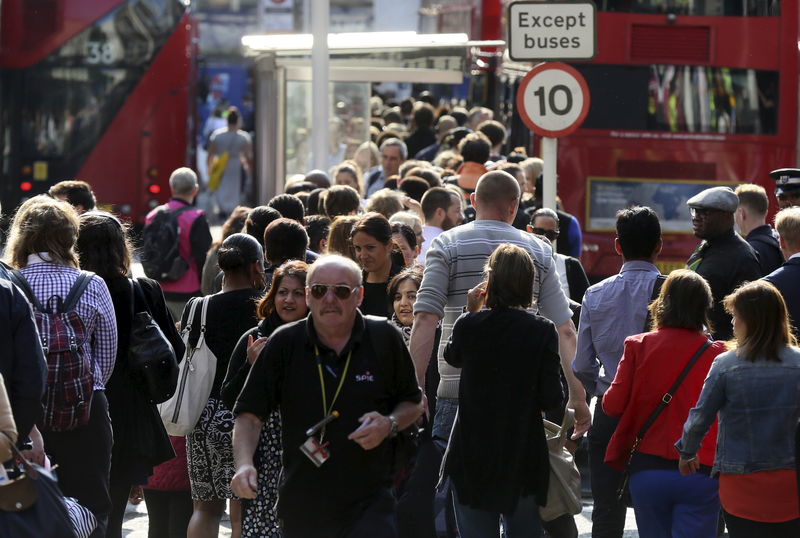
top-left (508, 1), bottom-right (596, 61)
top-left (516, 62), bottom-right (590, 138)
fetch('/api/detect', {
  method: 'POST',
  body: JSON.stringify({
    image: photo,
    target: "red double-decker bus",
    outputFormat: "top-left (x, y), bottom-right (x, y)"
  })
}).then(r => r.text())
top-left (0, 0), bottom-right (196, 224)
top-left (554, 0), bottom-right (795, 279)
top-left (432, 0), bottom-right (796, 279)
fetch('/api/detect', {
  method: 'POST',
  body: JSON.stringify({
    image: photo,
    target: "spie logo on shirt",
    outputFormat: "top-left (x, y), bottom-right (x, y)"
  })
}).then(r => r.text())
top-left (355, 370), bottom-right (375, 383)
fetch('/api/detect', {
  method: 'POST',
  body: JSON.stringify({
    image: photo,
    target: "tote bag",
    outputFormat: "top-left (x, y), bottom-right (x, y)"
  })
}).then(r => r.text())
top-left (158, 296), bottom-right (217, 436)
top-left (539, 409), bottom-right (583, 522)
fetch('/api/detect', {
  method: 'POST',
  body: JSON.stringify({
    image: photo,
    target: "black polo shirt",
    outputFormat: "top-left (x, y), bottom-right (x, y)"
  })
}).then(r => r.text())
top-left (234, 311), bottom-right (421, 528)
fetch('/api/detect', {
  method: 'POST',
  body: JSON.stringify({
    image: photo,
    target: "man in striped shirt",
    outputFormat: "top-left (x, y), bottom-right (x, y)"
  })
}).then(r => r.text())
top-left (411, 170), bottom-right (591, 450)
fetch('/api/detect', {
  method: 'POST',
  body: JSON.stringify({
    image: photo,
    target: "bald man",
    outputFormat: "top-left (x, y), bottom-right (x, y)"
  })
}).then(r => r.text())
top-left (412, 171), bottom-right (590, 446)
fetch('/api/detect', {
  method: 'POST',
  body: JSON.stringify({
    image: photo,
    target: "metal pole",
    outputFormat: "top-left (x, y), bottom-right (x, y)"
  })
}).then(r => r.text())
top-left (542, 136), bottom-right (557, 211)
top-left (311, 0), bottom-right (329, 171)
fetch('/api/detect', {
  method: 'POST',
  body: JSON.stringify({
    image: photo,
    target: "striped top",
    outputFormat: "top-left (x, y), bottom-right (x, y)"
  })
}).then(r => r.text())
top-left (19, 256), bottom-right (117, 390)
top-left (414, 220), bottom-right (572, 399)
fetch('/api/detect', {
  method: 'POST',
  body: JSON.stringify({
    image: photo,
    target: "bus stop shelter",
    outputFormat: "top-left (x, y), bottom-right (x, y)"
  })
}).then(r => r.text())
top-left (241, 31), bottom-right (502, 201)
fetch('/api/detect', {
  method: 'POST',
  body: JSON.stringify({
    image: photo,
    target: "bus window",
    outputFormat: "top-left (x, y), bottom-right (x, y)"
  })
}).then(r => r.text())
top-left (599, 0), bottom-right (780, 16)
top-left (575, 64), bottom-right (779, 135)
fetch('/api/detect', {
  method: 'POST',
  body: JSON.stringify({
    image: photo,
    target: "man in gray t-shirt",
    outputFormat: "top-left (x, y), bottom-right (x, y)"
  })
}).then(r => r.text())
top-left (411, 170), bottom-right (591, 448)
top-left (207, 106), bottom-right (253, 215)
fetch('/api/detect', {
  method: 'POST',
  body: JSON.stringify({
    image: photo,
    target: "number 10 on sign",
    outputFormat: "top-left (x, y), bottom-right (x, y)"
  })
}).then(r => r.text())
top-left (516, 62), bottom-right (590, 138)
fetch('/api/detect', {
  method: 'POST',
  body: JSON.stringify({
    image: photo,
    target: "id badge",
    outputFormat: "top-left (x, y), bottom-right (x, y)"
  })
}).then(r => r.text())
top-left (300, 437), bottom-right (330, 467)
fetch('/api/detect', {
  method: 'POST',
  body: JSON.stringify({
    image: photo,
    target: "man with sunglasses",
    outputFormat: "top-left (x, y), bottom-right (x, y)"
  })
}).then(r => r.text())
top-left (686, 186), bottom-right (761, 340)
top-left (528, 208), bottom-right (590, 304)
top-left (231, 255), bottom-right (423, 538)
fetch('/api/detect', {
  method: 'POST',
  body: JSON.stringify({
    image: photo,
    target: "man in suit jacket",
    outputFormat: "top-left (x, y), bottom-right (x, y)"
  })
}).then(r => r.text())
top-left (764, 206), bottom-right (800, 337)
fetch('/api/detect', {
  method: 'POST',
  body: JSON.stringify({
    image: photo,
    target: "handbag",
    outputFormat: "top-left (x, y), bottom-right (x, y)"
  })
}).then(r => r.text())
top-left (616, 339), bottom-right (712, 507)
top-left (129, 279), bottom-right (179, 404)
top-left (158, 297), bottom-right (218, 436)
top-left (539, 409), bottom-right (583, 522)
top-left (0, 432), bottom-right (75, 537)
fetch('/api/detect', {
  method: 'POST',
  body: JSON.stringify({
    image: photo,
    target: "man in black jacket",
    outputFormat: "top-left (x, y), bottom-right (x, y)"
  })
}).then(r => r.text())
top-left (686, 186), bottom-right (762, 340)
top-left (231, 255), bottom-right (423, 537)
top-left (764, 206), bottom-right (800, 337)
top-left (735, 183), bottom-right (783, 275)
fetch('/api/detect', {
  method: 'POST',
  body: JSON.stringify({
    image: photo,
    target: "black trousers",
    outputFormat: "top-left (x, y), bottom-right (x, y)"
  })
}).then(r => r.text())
top-left (41, 390), bottom-right (112, 538)
top-left (107, 480), bottom-right (132, 538)
top-left (587, 400), bottom-right (627, 538)
top-left (395, 436), bottom-right (440, 538)
top-left (723, 510), bottom-right (800, 538)
top-left (143, 489), bottom-right (194, 538)
top-left (282, 489), bottom-right (397, 538)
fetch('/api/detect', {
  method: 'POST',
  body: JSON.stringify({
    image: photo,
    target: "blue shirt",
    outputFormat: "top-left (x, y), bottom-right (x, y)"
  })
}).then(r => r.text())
top-left (573, 260), bottom-right (661, 396)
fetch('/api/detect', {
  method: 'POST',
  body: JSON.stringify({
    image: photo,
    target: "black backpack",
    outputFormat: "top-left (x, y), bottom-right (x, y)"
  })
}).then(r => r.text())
top-left (141, 205), bottom-right (192, 281)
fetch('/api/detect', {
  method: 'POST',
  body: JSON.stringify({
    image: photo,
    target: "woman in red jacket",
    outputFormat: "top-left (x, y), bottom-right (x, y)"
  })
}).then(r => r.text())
top-left (603, 269), bottom-right (725, 538)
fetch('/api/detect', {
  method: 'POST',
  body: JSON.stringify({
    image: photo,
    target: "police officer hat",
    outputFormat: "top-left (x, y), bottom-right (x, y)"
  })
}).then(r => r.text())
top-left (769, 168), bottom-right (800, 195)
top-left (686, 186), bottom-right (738, 213)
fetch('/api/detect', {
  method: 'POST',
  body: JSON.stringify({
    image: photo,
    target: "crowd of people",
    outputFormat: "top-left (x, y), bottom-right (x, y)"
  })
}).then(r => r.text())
top-left (0, 93), bottom-right (799, 538)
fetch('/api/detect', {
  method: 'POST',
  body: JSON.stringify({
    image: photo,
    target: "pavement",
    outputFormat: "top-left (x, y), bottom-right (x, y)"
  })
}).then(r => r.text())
top-left (121, 499), bottom-right (641, 537)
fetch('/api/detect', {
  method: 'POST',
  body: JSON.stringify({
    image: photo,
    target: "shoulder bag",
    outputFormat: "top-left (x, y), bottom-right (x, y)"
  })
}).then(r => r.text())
top-left (616, 338), bottom-right (712, 506)
top-left (158, 297), bottom-right (218, 436)
top-left (539, 408), bottom-right (583, 522)
top-left (128, 279), bottom-right (179, 404)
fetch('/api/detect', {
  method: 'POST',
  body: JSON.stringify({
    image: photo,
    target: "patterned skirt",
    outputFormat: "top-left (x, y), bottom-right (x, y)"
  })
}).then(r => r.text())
top-left (187, 398), bottom-right (236, 501)
top-left (241, 410), bottom-right (283, 537)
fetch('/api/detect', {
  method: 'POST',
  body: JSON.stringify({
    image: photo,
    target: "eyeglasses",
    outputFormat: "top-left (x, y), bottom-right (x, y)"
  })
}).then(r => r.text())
top-left (531, 227), bottom-right (560, 241)
top-left (308, 284), bottom-right (360, 300)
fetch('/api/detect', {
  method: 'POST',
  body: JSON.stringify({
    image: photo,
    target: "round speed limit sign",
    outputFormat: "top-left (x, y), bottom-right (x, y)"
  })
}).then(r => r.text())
top-left (516, 62), bottom-right (590, 138)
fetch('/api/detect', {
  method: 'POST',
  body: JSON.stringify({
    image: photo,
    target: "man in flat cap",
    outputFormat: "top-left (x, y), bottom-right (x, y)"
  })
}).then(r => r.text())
top-left (686, 186), bottom-right (762, 340)
top-left (769, 168), bottom-right (800, 209)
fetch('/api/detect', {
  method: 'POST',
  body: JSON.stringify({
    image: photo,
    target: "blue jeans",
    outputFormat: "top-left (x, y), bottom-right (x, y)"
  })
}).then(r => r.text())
top-left (453, 489), bottom-right (543, 538)
top-left (629, 469), bottom-right (719, 538)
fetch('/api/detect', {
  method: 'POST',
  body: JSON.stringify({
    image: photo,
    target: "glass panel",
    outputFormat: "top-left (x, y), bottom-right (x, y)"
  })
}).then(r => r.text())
top-left (285, 81), bottom-right (371, 181)
top-left (16, 0), bottom-right (186, 165)
top-left (599, 0), bottom-right (779, 16)
top-left (575, 64), bottom-right (778, 135)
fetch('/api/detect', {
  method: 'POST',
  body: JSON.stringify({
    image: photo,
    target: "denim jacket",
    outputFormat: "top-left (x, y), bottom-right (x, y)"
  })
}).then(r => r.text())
top-left (676, 346), bottom-right (800, 474)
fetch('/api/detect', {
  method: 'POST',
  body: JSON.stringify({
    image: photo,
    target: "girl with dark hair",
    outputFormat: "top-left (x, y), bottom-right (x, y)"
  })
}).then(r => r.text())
top-left (678, 280), bottom-right (800, 537)
top-left (442, 244), bottom-right (563, 537)
top-left (202, 205), bottom-right (251, 295)
top-left (181, 233), bottom-right (265, 538)
top-left (76, 211), bottom-right (185, 538)
top-left (220, 260), bottom-right (309, 537)
top-left (603, 269), bottom-right (725, 537)
top-left (351, 212), bottom-right (402, 317)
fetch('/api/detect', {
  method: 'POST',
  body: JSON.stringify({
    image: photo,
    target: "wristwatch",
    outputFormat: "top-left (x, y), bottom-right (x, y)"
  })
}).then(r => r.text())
top-left (387, 414), bottom-right (399, 438)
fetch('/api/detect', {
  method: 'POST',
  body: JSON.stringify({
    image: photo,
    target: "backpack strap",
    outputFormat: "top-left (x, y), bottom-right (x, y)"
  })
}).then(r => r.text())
top-left (8, 270), bottom-right (44, 312)
top-left (642, 274), bottom-right (668, 333)
top-left (168, 205), bottom-right (194, 219)
top-left (61, 271), bottom-right (95, 313)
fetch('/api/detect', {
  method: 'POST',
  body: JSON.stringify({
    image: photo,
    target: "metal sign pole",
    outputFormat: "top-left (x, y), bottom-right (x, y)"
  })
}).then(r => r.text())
top-left (542, 136), bottom-right (557, 212)
top-left (311, 0), bottom-right (329, 172)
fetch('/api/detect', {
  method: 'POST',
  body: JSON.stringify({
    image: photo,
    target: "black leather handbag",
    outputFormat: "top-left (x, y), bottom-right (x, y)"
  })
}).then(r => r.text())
top-left (128, 279), bottom-right (179, 404)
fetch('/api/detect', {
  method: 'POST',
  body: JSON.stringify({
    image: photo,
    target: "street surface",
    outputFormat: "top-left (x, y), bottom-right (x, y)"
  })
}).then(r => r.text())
top-left (121, 500), bottom-right (641, 536)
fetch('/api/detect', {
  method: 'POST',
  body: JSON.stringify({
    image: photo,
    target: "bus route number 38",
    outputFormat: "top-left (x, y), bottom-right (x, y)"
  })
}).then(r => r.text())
top-left (516, 62), bottom-right (591, 138)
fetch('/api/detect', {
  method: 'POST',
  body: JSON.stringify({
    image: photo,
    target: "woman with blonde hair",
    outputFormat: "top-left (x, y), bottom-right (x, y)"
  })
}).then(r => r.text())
top-left (5, 195), bottom-right (118, 536)
top-left (603, 269), bottom-right (725, 537)
top-left (442, 243), bottom-right (563, 537)
top-left (678, 280), bottom-right (800, 537)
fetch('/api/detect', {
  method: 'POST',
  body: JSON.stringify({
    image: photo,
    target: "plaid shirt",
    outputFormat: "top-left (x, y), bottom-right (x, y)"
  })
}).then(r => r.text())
top-left (19, 257), bottom-right (117, 390)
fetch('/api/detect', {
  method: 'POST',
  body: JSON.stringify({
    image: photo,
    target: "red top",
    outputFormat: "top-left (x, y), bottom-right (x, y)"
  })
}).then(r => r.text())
top-left (603, 328), bottom-right (725, 470)
top-left (720, 470), bottom-right (800, 522)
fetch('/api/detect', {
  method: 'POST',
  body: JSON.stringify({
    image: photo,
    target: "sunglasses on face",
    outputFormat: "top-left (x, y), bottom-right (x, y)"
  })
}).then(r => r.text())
top-left (308, 284), bottom-right (360, 300)
top-left (531, 227), bottom-right (560, 241)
